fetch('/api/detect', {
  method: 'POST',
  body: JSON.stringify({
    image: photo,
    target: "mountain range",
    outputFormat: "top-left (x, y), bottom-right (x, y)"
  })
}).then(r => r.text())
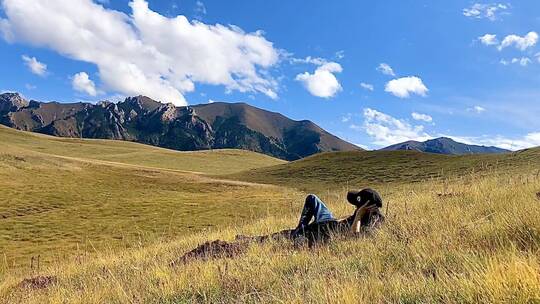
top-left (0, 93), bottom-right (358, 160)
top-left (381, 137), bottom-right (509, 155)
top-left (0, 92), bottom-right (513, 159)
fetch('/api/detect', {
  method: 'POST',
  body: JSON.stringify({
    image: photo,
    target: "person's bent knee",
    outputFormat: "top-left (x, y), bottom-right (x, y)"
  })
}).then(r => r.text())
top-left (305, 194), bottom-right (317, 202)
top-left (305, 194), bottom-right (318, 207)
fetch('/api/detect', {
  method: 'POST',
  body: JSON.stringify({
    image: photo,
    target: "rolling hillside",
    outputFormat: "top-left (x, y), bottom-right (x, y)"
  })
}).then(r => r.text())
top-left (2, 152), bottom-right (540, 303)
top-left (0, 126), bottom-right (297, 267)
top-left (0, 125), bottom-right (284, 175)
top-left (1, 126), bottom-right (540, 303)
top-left (229, 148), bottom-right (540, 190)
top-left (2, 125), bottom-right (539, 268)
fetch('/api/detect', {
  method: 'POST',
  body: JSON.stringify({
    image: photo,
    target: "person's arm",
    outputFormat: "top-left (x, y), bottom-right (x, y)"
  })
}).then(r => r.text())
top-left (351, 208), bottom-right (364, 234)
top-left (351, 204), bottom-right (378, 233)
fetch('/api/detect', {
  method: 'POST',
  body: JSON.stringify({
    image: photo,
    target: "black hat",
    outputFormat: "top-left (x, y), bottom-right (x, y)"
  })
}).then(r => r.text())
top-left (347, 188), bottom-right (383, 208)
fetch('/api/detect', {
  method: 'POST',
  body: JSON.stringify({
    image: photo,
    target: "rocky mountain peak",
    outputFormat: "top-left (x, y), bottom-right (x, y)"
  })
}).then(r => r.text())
top-left (96, 100), bottom-right (113, 108)
top-left (160, 103), bottom-right (180, 122)
top-left (382, 137), bottom-right (509, 155)
top-left (122, 96), bottom-right (162, 113)
top-left (0, 92), bottom-right (29, 113)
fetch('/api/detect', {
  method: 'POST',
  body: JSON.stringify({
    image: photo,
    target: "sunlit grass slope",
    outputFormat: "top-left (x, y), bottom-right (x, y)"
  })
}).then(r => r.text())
top-left (1, 125), bottom-right (540, 303)
top-left (0, 126), bottom-right (294, 268)
top-left (1, 172), bottom-right (539, 303)
top-left (229, 149), bottom-right (540, 191)
top-left (0, 125), bottom-right (285, 175)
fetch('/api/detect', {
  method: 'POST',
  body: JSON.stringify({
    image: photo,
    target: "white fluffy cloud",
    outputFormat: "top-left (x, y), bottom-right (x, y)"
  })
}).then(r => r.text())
top-left (500, 57), bottom-right (532, 66)
top-left (376, 63), bottom-right (395, 76)
top-left (295, 62), bottom-right (342, 98)
top-left (291, 53), bottom-right (344, 65)
top-left (360, 108), bottom-right (431, 146)
top-left (448, 133), bottom-right (540, 151)
top-left (411, 112), bottom-right (433, 123)
top-left (72, 72), bottom-right (98, 96)
top-left (479, 34), bottom-right (498, 46)
top-left (518, 58), bottom-right (532, 66)
top-left (484, 133), bottom-right (540, 150)
top-left (359, 108), bottom-right (540, 150)
top-left (21, 55), bottom-right (47, 76)
top-left (480, 32), bottom-right (538, 52)
top-left (1, 0), bottom-right (280, 106)
top-left (385, 76), bottom-right (428, 98)
top-left (289, 56), bottom-right (327, 65)
top-left (463, 3), bottom-right (509, 21)
top-left (360, 82), bottom-right (374, 91)
top-left (498, 32), bottom-right (538, 51)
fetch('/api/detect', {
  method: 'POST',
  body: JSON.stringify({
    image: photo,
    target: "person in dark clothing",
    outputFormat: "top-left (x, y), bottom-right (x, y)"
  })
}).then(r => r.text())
top-left (289, 189), bottom-right (384, 246)
top-left (178, 189), bottom-right (386, 264)
top-left (237, 188), bottom-right (385, 247)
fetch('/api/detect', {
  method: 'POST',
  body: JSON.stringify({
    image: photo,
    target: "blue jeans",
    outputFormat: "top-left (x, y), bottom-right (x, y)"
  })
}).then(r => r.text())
top-left (293, 194), bottom-right (335, 235)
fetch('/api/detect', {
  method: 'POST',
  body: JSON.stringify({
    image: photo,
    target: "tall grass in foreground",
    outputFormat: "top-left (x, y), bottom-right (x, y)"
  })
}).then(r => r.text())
top-left (1, 172), bottom-right (539, 303)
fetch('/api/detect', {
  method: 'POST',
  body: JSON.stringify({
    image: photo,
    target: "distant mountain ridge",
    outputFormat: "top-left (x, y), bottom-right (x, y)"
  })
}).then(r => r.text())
top-left (0, 93), bottom-right (359, 160)
top-left (381, 137), bottom-right (509, 155)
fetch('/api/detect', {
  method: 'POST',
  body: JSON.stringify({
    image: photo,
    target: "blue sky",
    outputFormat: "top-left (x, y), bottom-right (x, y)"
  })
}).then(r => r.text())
top-left (1, 0), bottom-right (540, 150)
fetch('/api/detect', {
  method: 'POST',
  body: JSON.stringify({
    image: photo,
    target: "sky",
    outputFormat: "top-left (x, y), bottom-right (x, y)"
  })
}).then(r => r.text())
top-left (1, 0), bottom-right (540, 150)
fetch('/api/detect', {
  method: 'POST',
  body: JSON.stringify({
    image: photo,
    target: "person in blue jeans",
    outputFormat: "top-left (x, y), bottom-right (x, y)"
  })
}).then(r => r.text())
top-left (236, 189), bottom-right (385, 247)
top-left (178, 191), bottom-right (384, 264)
top-left (290, 194), bottom-right (336, 238)
top-left (288, 189), bottom-right (384, 246)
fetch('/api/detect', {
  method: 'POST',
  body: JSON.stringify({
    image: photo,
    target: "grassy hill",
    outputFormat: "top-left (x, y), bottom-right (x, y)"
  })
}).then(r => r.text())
top-left (0, 126), bottom-right (295, 268)
top-left (1, 125), bottom-right (539, 303)
top-left (228, 149), bottom-right (540, 191)
top-left (0, 125), bottom-right (285, 175)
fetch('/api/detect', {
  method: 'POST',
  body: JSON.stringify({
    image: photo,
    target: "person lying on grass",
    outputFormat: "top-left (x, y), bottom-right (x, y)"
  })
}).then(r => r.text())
top-left (173, 189), bottom-right (385, 265)
top-left (237, 188), bottom-right (385, 247)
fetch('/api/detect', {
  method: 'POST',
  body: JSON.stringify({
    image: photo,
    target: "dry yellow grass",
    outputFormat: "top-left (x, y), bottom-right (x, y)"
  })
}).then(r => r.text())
top-left (1, 126), bottom-right (539, 303)
top-left (0, 126), bottom-right (292, 269)
top-left (0, 125), bottom-right (285, 175)
top-left (1, 171), bottom-right (539, 303)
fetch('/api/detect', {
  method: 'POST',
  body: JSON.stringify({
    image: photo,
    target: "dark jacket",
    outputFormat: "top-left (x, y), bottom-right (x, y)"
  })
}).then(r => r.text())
top-left (299, 208), bottom-right (385, 247)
